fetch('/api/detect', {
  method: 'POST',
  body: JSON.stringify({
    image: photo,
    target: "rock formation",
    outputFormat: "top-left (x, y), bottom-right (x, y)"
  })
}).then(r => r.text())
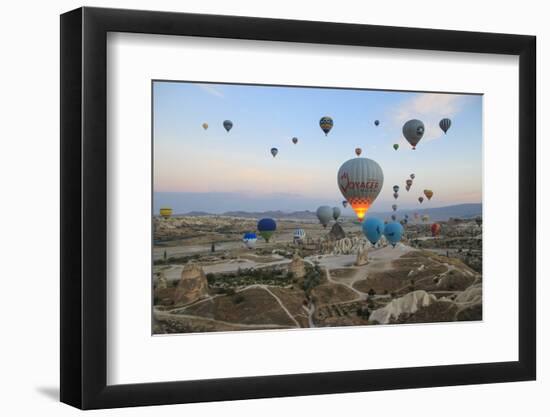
top-left (288, 254), bottom-right (306, 279)
top-left (355, 247), bottom-right (369, 266)
top-left (328, 222), bottom-right (346, 241)
top-left (173, 263), bottom-right (209, 306)
top-left (332, 236), bottom-right (368, 255)
top-left (369, 290), bottom-right (436, 324)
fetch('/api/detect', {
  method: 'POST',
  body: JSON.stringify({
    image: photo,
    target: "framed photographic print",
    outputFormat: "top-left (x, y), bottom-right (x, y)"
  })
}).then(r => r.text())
top-left (60, 6), bottom-right (536, 410)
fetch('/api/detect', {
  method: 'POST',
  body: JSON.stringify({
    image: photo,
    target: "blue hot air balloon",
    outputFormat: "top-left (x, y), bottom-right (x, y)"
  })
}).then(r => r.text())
top-left (242, 232), bottom-right (257, 249)
top-left (257, 218), bottom-right (277, 242)
top-left (384, 222), bottom-right (404, 248)
top-left (362, 217), bottom-right (385, 246)
top-left (223, 120), bottom-right (233, 132)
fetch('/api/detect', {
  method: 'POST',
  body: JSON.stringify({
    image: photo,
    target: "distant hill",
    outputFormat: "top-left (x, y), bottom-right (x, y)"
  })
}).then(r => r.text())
top-left (368, 203), bottom-right (482, 222)
top-left (181, 203), bottom-right (481, 222)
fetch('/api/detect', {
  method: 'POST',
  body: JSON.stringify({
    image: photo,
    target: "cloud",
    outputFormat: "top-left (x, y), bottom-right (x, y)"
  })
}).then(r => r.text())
top-left (196, 83), bottom-right (224, 98)
top-left (391, 93), bottom-right (465, 143)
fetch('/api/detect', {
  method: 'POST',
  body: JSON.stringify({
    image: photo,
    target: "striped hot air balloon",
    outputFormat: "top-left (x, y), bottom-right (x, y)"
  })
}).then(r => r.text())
top-left (439, 118), bottom-right (452, 134)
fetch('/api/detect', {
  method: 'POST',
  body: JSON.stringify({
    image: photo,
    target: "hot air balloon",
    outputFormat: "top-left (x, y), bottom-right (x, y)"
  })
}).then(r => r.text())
top-left (319, 116), bottom-right (333, 136)
top-left (337, 157), bottom-right (384, 222)
top-left (392, 204), bottom-right (398, 212)
top-left (402, 119), bottom-right (425, 150)
top-left (393, 185), bottom-right (399, 193)
top-left (202, 123), bottom-right (208, 130)
top-left (404, 214), bottom-right (409, 220)
top-left (391, 214), bottom-right (397, 221)
top-left (355, 148), bottom-right (362, 157)
top-left (384, 222), bottom-right (404, 247)
top-left (439, 118), bottom-right (452, 134)
top-left (362, 217), bottom-right (385, 246)
top-left (292, 137), bottom-right (298, 144)
top-left (332, 207), bottom-right (341, 221)
top-left (243, 232), bottom-right (257, 249)
top-left (270, 147), bottom-right (278, 158)
top-left (393, 144), bottom-right (399, 151)
top-left (374, 120), bottom-right (380, 126)
top-left (293, 228), bottom-right (306, 242)
top-left (316, 206), bottom-right (333, 228)
top-left (406, 179), bottom-right (413, 188)
top-left (422, 215), bottom-right (430, 223)
top-left (223, 120), bottom-right (233, 132)
top-left (431, 223), bottom-right (441, 237)
top-left (342, 200), bottom-right (348, 208)
top-left (257, 218), bottom-right (277, 242)
top-left (424, 189), bottom-right (434, 200)
top-left (410, 173), bottom-right (415, 180)
top-left (475, 216), bottom-right (482, 227)
top-left (159, 207), bottom-right (172, 219)
top-left (418, 197), bottom-right (424, 204)
top-left (393, 192), bottom-right (399, 200)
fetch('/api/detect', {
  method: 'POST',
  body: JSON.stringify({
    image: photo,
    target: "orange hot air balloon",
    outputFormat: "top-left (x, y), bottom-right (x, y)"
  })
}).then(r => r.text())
top-left (424, 189), bottom-right (434, 200)
top-left (355, 148), bottom-right (362, 157)
top-left (337, 157), bottom-right (384, 222)
top-left (431, 223), bottom-right (441, 237)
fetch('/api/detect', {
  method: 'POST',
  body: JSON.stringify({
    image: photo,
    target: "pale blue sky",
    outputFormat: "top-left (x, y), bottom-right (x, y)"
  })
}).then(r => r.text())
top-left (153, 81), bottom-right (482, 214)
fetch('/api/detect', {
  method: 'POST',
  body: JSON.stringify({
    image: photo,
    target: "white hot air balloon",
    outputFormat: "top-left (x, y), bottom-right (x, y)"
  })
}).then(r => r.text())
top-left (316, 206), bottom-right (333, 228)
top-left (337, 157), bottom-right (384, 222)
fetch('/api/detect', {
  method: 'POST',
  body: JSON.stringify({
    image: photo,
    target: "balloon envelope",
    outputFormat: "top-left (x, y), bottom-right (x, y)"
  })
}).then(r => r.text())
top-left (223, 120), bottom-right (233, 132)
top-left (406, 179), bottom-right (413, 187)
top-left (393, 144), bottom-right (399, 151)
top-left (362, 217), bottom-right (385, 245)
top-left (355, 148), bottom-right (362, 157)
top-left (316, 206), bottom-right (333, 228)
top-left (243, 232), bottom-right (257, 249)
top-left (384, 222), bottom-right (404, 247)
top-left (159, 207), bottom-right (172, 219)
top-left (292, 137), bottom-right (298, 144)
top-left (319, 116), bottom-right (333, 135)
top-left (418, 197), bottom-right (424, 203)
top-left (202, 123), bottom-right (208, 130)
top-left (424, 189), bottom-right (434, 200)
top-left (392, 204), bottom-right (397, 211)
top-left (337, 157), bottom-right (384, 222)
top-left (374, 120), bottom-right (380, 126)
top-left (293, 228), bottom-right (306, 241)
top-left (271, 147), bottom-right (278, 157)
top-left (439, 118), bottom-right (452, 134)
top-left (431, 223), bottom-right (441, 237)
top-left (393, 192), bottom-right (399, 200)
top-left (410, 173), bottom-right (415, 180)
top-left (342, 200), bottom-right (348, 208)
top-left (402, 119), bottom-right (425, 149)
top-left (393, 185), bottom-right (399, 193)
top-left (257, 218), bottom-right (277, 242)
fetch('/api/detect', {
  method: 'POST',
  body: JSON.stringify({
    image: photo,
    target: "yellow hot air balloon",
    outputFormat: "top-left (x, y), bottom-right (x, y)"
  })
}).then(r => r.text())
top-left (424, 189), bottom-right (434, 200)
top-left (159, 207), bottom-right (173, 219)
top-left (202, 123), bottom-right (208, 130)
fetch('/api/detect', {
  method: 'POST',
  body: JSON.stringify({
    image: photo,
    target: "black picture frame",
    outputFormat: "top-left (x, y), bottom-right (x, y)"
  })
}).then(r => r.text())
top-left (60, 6), bottom-right (536, 410)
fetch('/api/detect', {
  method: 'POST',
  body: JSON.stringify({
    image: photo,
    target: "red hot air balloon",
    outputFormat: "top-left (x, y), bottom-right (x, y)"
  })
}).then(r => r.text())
top-left (431, 223), bottom-right (441, 237)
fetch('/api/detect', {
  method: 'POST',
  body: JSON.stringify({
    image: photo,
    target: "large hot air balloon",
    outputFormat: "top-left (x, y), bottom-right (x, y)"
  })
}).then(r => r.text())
top-left (402, 119), bottom-right (425, 150)
top-left (431, 223), bottom-right (441, 237)
top-left (202, 123), bottom-right (208, 130)
top-left (393, 192), bottom-right (399, 200)
top-left (410, 173), bottom-right (415, 180)
top-left (391, 214), bottom-right (397, 221)
top-left (223, 120), bottom-right (233, 132)
top-left (342, 200), bottom-right (348, 208)
top-left (319, 116), bottom-right (333, 136)
top-left (355, 148), bottom-right (362, 157)
top-left (316, 206), bottom-right (333, 228)
top-left (393, 144), bottom-right (399, 151)
top-left (439, 118), bottom-right (452, 134)
top-left (374, 120), bottom-right (380, 126)
top-left (384, 222), bottom-right (404, 247)
top-left (337, 157), bottom-right (384, 222)
top-left (424, 189), bottom-right (434, 200)
top-left (293, 228), bottom-right (306, 242)
top-left (392, 204), bottom-right (397, 212)
top-left (242, 232), bottom-right (257, 249)
top-left (257, 218), bottom-right (277, 242)
top-left (362, 217), bottom-right (385, 246)
top-left (292, 137), bottom-right (298, 144)
top-left (332, 207), bottom-right (341, 221)
top-left (418, 197), bottom-right (424, 204)
top-left (393, 185), bottom-right (399, 193)
top-left (270, 147), bottom-right (278, 158)
top-left (159, 207), bottom-right (172, 219)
